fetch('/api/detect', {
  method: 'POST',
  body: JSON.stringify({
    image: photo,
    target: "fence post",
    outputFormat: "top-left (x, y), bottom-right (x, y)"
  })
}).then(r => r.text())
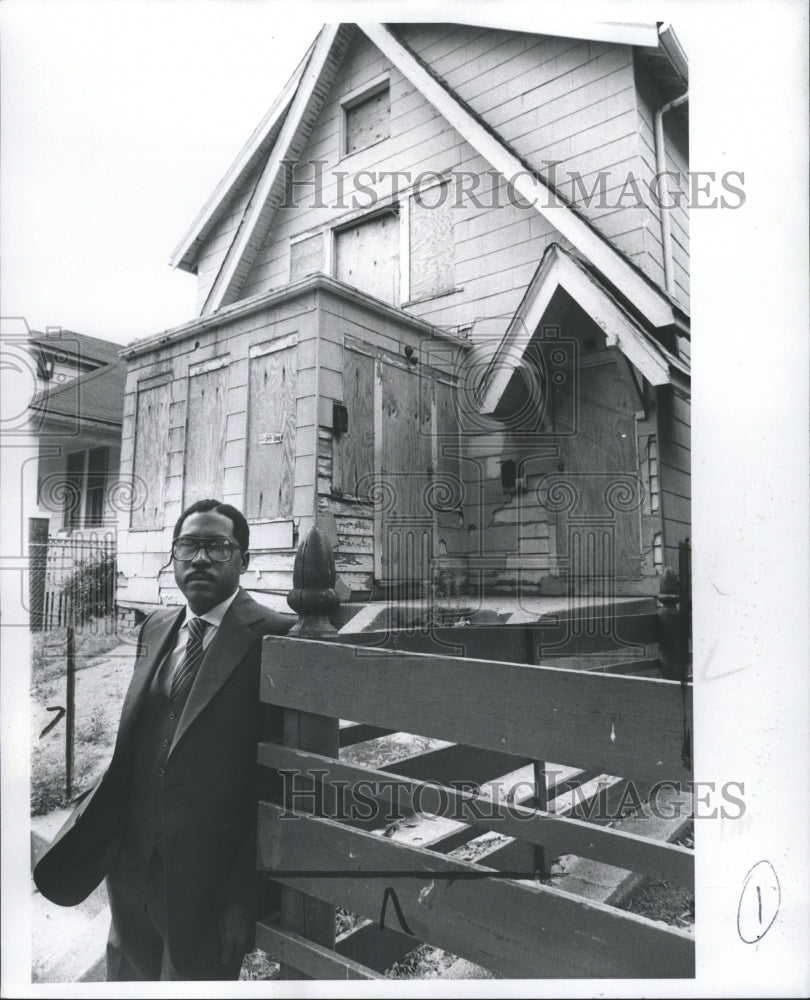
top-left (657, 567), bottom-right (684, 682)
top-left (65, 625), bottom-right (76, 800)
top-left (277, 525), bottom-right (341, 978)
top-left (29, 518), bottom-right (49, 632)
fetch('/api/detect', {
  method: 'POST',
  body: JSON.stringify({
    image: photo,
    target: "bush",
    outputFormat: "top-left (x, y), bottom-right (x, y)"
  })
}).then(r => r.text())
top-left (60, 554), bottom-right (116, 625)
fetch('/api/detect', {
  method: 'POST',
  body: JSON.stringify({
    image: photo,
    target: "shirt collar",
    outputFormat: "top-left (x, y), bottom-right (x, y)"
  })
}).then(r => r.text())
top-left (182, 587), bottom-right (240, 630)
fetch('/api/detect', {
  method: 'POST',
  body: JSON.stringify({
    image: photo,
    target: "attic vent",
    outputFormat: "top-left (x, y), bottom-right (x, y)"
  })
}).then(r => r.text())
top-left (343, 79), bottom-right (390, 155)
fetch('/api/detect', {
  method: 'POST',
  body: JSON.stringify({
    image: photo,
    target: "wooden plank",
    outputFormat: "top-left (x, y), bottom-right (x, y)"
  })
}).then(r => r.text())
top-left (261, 636), bottom-right (693, 785)
top-left (258, 746), bottom-right (694, 887)
top-left (257, 804), bottom-right (694, 979)
top-left (245, 344), bottom-right (297, 519)
top-left (333, 349), bottom-right (374, 498)
top-left (386, 744), bottom-right (530, 785)
top-left (338, 722), bottom-right (394, 747)
top-left (255, 921), bottom-right (384, 980)
top-left (183, 365), bottom-right (229, 507)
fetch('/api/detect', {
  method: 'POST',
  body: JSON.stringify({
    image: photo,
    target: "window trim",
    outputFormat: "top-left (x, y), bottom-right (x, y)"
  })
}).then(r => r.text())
top-left (63, 446), bottom-right (110, 530)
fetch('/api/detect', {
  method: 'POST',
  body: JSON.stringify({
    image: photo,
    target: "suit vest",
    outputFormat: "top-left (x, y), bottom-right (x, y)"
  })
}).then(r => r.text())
top-left (126, 648), bottom-right (196, 859)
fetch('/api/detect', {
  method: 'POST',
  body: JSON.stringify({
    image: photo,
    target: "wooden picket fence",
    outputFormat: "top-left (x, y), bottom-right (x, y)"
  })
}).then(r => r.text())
top-left (256, 630), bottom-right (694, 979)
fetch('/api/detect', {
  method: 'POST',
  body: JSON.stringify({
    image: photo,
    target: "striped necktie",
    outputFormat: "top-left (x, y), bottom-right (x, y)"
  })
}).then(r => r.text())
top-left (170, 617), bottom-right (209, 698)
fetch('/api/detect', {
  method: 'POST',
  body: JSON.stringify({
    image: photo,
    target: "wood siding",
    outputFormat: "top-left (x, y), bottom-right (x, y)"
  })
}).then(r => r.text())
top-left (633, 56), bottom-right (689, 310)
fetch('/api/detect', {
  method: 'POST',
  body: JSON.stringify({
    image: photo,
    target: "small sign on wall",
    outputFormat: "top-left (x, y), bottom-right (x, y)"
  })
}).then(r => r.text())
top-left (260, 432), bottom-right (283, 445)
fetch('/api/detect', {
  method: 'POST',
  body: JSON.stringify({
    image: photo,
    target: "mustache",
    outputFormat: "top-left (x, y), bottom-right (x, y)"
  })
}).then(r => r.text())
top-left (184, 571), bottom-right (216, 581)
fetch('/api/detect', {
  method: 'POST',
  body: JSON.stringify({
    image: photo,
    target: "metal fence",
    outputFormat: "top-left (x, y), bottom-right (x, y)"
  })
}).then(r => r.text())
top-left (29, 532), bottom-right (116, 630)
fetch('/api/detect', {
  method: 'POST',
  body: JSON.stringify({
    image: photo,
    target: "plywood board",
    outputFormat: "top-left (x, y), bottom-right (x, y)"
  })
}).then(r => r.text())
top-left (183, 365), bottom-right (229, 507)
top-left (131, 381), bottom-right (171, 529)
top-left (246, 345), bottom-right (297, 519)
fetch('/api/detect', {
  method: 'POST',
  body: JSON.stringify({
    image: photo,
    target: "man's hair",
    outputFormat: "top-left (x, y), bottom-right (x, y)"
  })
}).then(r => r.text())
top-left (172, 499), bottom-right (250, 553)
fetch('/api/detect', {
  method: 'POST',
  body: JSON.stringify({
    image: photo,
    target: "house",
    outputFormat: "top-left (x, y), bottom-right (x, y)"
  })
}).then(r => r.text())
top-left (117, 20), bottom-right (690, 615)
top-left (26, 330), bottom-right (126, 626)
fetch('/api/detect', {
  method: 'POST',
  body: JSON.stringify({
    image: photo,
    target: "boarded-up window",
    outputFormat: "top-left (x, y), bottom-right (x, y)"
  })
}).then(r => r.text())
top-left (290, 233), bottom-right (324, 282)
top-left (409, 182), bottom-right (454, 301)
top-left (183, 365), bottom-right (229, 508)
top-left (344, 82), bottom-right (390, 155)
top-left (335, 211), bottom-right (399, 305)
top-left (245, 344), bottom-right (297, 519)
top-left (333, 349), bottom-right (374, 496)
top-left (131, 381), bottom-right (170, 529)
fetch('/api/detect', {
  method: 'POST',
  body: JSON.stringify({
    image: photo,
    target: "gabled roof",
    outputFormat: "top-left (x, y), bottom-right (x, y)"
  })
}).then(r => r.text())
top-left (30, 361), bottom-right (126, 427)
top-left (29, 329), bottom-right (122, 368)
top-left (479, 243), bottom-right (689, 416)
top-left (173, 21), bottom-right (689, 328)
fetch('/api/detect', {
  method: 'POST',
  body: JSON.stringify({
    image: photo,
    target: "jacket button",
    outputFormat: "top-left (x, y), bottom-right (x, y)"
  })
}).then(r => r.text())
top-left (159, 767), bottom-right (165, 777)
top-left (162, 739), bottom-right (169, 748)
top-left (169, 712), bottom-right (176, 720)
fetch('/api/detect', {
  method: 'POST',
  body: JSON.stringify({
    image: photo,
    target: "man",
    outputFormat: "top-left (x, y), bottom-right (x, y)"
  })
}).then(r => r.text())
top-left (34, 499), bottom-right (293, 980)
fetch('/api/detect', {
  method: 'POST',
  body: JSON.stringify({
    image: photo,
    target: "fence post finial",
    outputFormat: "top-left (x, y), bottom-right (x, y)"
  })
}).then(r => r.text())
top-left (286, 526), bottom-right (341, 638)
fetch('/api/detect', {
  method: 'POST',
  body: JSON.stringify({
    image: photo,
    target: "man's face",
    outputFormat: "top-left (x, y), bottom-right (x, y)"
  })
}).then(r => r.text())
top-left (172, 510), bottom-right (249, 615)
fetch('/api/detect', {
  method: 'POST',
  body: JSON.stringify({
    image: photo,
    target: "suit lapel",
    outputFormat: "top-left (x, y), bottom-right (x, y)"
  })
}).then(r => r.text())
top-left (115, 607), bottom-right (184, 751)
top-left (169, 589), bottom-right (263, 756)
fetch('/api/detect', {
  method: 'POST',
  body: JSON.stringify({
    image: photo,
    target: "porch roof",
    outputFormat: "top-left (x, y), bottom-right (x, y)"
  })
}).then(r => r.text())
top-left (478, 243), bottom-right (690, 417)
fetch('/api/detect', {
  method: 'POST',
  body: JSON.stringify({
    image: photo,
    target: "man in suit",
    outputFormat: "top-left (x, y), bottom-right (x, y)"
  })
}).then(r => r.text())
top-left (34, 499), bottom-right (293, 980)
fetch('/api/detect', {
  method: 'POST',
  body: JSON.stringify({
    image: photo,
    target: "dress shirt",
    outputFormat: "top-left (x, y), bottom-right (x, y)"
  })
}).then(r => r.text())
top-left (161, 588), bottom-right (240, 688)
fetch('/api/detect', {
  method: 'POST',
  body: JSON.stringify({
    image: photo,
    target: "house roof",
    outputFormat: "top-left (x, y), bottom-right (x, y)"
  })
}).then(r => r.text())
top-left (479, 243), bottom-right (690, 417)
top-left (30, 361), bottom-right (126, 427)
top-left (172, 21), bottom-right (690, 329)
top-left (29, 329), bottom-right (123, 368)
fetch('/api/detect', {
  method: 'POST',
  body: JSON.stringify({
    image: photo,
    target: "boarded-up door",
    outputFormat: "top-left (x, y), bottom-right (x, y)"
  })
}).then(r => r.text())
top-left (540, 354), bottom-right (642, 581)
top-left (131, 380), bottom-right (171, 529)
top-left (183, 365), bottom-right (229, 507)
top-left (245, 343), bottom-right (297, 519)
top-left (374, 360), bottom-right (434, 589)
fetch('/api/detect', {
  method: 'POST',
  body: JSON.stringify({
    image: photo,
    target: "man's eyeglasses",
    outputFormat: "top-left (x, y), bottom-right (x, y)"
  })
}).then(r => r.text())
top-left (171, 536), bottom-right (239, 563)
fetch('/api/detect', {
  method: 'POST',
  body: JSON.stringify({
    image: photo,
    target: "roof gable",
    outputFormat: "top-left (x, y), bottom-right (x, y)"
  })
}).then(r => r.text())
top-left (175, 21), bottom-right (689, 328)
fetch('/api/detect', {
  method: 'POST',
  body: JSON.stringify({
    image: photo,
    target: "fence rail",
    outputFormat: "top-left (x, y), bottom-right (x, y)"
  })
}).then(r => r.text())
top-left (257, 633), bottom-right (695, 979)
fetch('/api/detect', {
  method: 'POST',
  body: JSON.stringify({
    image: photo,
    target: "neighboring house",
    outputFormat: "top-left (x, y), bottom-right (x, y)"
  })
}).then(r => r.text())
top-left (26, 330), bottom-right (126, 626)
top-left (118, 20), bottom-right (690, 614)
top-left (28, 331), bottom-right (126, 535)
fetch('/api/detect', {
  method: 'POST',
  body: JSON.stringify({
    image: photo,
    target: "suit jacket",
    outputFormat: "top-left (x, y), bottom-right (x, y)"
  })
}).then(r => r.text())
top-left (34, 588), bottom-right (293, 974)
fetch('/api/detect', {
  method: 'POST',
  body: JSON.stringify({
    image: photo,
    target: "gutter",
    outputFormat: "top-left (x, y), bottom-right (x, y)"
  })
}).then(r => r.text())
top-left (654, 88), bottom-right (689, 298)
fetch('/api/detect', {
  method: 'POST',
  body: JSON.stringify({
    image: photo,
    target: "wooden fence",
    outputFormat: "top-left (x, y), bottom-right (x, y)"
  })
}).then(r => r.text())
top-left (256, 632), bottom-right (694, 979)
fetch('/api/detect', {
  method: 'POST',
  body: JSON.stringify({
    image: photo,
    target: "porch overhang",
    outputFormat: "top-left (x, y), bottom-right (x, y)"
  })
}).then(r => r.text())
top-left (478, 245), bottom-right (690, 417)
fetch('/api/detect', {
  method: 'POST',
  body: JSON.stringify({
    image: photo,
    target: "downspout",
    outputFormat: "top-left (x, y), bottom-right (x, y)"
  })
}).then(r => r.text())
top-left (654, 90), bottom-right (688, 298)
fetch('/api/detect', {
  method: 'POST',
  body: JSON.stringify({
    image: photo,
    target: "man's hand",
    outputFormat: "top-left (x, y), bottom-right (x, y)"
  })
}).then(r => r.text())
top-left (219, 900), bottom-right (252, 967)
